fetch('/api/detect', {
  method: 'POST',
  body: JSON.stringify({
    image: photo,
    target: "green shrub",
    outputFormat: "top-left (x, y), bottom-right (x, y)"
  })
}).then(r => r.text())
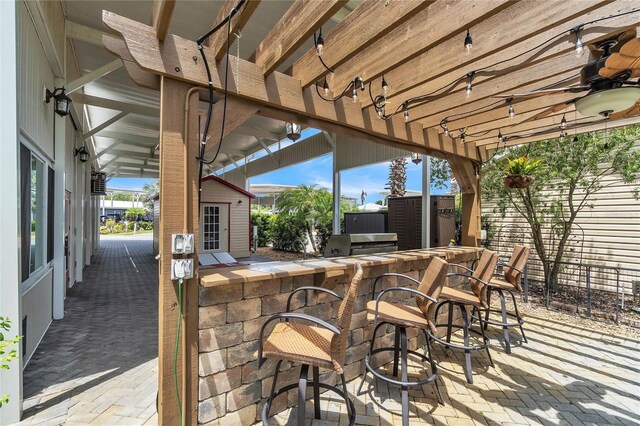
top-left (271, 213), bottom-right (307, 252)
top-left (100, 226), bottom-right (110, 235)
top-left (126, 221), bottom-right (136, 232)
top-left (251, 212), bottom-right (276, 247)
top-left (113, 223), bottom-right (125, 233)
top-left (139, 221), bottom-right (153, 230)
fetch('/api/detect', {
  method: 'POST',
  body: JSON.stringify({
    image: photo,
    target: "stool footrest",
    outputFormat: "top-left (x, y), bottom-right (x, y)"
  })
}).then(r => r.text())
top-left (364, 347), bottom-right (437, 388)
top-left (429, 325), bottom-right (491, 351)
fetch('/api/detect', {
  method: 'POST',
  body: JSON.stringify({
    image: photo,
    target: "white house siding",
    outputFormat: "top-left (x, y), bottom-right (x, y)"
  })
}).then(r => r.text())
top-left (482, 147), bottom-right (640, 297)
top-left (201, 182), bottom-right (251, 258)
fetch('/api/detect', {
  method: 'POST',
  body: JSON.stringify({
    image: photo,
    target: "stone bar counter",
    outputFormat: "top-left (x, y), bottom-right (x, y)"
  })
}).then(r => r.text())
top-left (197, 247), bottom-right (482, 424)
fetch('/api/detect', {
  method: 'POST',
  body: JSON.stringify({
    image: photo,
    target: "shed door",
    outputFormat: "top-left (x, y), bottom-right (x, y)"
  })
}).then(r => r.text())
top-left (201, 204), bottom-right (229, 253)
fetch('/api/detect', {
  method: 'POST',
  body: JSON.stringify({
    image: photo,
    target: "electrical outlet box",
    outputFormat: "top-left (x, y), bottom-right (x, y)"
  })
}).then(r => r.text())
top-left (171, 259), bottom-right (194, 280)
top-left (172, 234), bottom-right (194, 254)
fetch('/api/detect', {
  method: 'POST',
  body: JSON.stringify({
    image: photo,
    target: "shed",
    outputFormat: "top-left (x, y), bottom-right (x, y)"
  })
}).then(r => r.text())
top-left (200, 175), bottom-right (256, 259)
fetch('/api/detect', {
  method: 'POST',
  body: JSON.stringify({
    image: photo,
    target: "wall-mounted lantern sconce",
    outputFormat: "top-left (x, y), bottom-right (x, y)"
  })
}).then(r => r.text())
top-left (411, 152), bottom-right (422, 165)
top-left (44, 87), bottom-right (72, 117)
top-left (74, 146), bottom-right (89, 163)
top-left (286, 122), bottom-right (301, 142)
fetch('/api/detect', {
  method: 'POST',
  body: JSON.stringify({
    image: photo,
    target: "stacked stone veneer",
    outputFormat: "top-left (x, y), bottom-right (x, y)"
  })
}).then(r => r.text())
top-left (197, 249), bottom-right (480, 424)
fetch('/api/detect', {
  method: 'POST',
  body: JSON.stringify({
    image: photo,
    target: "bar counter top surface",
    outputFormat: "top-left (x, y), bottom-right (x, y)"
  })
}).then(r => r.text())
top-left (199, 246), bottom-right (483, 287)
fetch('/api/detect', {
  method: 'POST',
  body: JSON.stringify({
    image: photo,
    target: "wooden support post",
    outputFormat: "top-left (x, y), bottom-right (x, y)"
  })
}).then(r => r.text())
top-left (449, 157), bottom-right (481, 247)
top-left (158, 77), bottom-right (199, 425)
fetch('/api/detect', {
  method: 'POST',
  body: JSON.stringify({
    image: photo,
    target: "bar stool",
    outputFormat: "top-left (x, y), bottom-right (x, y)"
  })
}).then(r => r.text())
top-left (362, 257), bottom-right (449, 426)
top-left (483, 244), bottom-right (531, 354)
top-left (258, 263), bottom-right (363, 425)
top-left (431, 250), bottom-right (497, 384)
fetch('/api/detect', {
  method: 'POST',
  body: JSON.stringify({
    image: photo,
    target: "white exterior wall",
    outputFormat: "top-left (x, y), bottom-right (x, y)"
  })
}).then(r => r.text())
top-left (201, 181), bottom-right (252, 258)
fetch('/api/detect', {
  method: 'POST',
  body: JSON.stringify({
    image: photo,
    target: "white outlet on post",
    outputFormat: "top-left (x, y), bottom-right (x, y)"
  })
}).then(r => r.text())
top-left (172, 234), bottom-right (194, 254)
top-left (171, 259), bottom-right (194, 280)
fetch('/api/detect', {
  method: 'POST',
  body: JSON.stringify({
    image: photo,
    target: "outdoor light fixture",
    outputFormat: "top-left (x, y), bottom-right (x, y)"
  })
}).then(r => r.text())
top-left (382, 75), bottom-right (389, 94)
top-left (464, 29), bottom-right (473, 51)
top-left (560, 114), bottom-right (567, 129)
top-left (285, 122), bottom-right (301, 142)
top-left (316, 27), bottom-right (324, 55)
top-left (443, 120), bottom-right (450, 137)
top-left (74, 146), bottom-right (89, 163)
top-left (45, 87), bottom-right (72, 117)
top-left (352, 86), bottom-right (358, 103)
top-left (323, 78), bottom-right (329, 95)
top-left (403, 103), bottom-right (409, 122)
top-left (508, 99), bottom-right (516, 118)
top-left (465, 73), bottom-right (474, 97)
top-left (575, 87), bottom-right (640, 117)
top-left (573, 27), bottom-right (585, 57)
top-left (411, 152), bottom-right (422, 165)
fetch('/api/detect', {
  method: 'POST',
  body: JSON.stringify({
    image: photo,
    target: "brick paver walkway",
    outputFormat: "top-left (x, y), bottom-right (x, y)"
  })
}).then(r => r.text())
top-left (19, 236), bottom-right (158, 425)
top-left (268, 312), bottom-right (640, 426)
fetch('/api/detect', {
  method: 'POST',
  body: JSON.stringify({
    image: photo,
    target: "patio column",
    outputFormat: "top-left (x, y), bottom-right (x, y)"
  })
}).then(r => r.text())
top-left (157, 77), bottom-right (199, 426)
top-left (449, 157), bottom-right (481, 247)
top-left (0, 0), bottom-right (22, 422)
top-left (332, 145), bottom-right (341, 235)
top-left (52, 77), bottom-right (67, 320)
top-left (421, 155), bottom-right (431, 248)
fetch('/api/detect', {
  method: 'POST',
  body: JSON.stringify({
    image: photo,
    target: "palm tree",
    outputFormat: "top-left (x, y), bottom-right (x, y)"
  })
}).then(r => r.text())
top-left (277, 185), bottom-right (320, 252)
top-left (385, 157), bottom-right (407, 197)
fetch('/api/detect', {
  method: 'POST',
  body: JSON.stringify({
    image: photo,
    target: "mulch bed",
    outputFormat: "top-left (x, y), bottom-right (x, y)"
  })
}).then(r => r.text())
top-left (255, 247), bottom-right (320, 262)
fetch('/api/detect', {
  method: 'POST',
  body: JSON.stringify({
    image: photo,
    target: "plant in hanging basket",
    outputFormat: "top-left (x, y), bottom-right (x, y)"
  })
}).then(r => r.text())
top-left (502, 157), bottom-right (541, 189)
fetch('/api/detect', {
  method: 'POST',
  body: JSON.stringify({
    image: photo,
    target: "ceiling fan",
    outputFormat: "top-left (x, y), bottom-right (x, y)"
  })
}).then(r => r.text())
top-left (495, 35), bottom-right (640, 121)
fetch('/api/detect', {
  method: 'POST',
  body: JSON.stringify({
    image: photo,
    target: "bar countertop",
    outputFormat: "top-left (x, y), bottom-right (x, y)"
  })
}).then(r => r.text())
top-left (199, 246), bottom-right (483, 287)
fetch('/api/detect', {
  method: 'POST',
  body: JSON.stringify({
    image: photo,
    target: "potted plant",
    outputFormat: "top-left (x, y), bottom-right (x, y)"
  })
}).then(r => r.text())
top-left (502, 156), bottom-right (541, 189)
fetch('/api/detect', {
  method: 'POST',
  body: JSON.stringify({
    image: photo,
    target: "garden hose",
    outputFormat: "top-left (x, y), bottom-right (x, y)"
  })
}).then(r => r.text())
top-left (174, 277), bottom-right (183, 426)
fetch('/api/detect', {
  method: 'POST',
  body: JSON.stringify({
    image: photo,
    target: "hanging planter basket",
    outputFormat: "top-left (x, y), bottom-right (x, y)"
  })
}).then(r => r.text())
top-left (503, 174), bottom-right (535, 189)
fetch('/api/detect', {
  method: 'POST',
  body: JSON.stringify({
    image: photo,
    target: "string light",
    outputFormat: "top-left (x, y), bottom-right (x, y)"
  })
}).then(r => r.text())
top-left (560, 114), bottom-right (567, 129)
top-left (508, 99), bottom-right (516, 118)
top-left (460, 129), bottom-right (466, 142)
top-left (403, 103), bottom-right (409, 122)
top-left (464, 29), bottom-right (473, 51)
top-left (573, 26), bottom-right (584, 57)
top-left (382, 75), bottom-right (389, 94)
top-left (466, 72), bottom-right (473, 97)
top-left (559, 130), bottom-right (567, 139)
top-left (323, 77), bottom-right (329, 95)
top-left (498, 129), bottom-right (503, 144)
top-left (443, 120), bottom-right (450, 137)
top-left (352, 85), bottom-right (358, 103)
top-left (316, 27), bottom-right (324, 55)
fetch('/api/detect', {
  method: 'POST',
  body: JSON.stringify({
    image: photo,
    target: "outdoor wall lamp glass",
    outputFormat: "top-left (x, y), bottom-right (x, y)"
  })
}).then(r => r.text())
top-left (286, 122), bottom-right (301, 142)
top-left (411, 152), bottom-right (422, 165)
top-left (45, 87), bottom-right (72, 117)
top-left (74, 146), bottom-right (89, 163)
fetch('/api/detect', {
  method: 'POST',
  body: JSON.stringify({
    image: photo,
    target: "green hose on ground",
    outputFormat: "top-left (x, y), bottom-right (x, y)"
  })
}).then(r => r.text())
top-left (174, 277), bottom-right (183, 426)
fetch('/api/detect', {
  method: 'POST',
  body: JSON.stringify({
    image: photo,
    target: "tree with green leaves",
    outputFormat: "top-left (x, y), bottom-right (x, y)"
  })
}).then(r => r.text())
top-left (141, 180), bottom-right (159, 210)
top-left (1, 317), bottom-right (21, 408)
top-left (482, 126), bottom-right (640, 291)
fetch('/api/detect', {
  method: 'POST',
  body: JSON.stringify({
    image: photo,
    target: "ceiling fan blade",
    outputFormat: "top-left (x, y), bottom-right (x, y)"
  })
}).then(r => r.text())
top-left (619, 37), bottom-right (640, 58)
top-left (609, 99), bottom-right (640, 120)
top-left (523, 101), bottom-right (575, 123)
top-left (493, 87), bottom-right (589, 99)
top-left (604, 53), bottom-right (640, 72)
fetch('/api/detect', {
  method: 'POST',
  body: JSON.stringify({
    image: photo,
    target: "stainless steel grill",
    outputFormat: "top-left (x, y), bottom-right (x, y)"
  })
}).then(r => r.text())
top-left (324, 233), bottom-right (398, 257)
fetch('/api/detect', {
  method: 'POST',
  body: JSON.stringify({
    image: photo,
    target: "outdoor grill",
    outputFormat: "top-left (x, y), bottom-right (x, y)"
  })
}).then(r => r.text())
top-left (324, 233), bottom-right (398, 257)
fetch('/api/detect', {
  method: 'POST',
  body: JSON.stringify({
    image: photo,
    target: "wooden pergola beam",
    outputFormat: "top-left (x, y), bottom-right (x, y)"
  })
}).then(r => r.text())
top-left (206, 0), bottom-right (262, 61)
top-left (363, 0), bottom-right (610, 109)
top-left (103, 35), bottom-right (161, 90)
top-left (254, 0), bottom-right (348, 76)
top-left (328, 0), bottom-right (511, 93)
top-left (151, 0), bottom-right (176, 41)
top-left (290, 0), bottom-right (430, 88)
top-left (203, 97), bottom-right (259, 156)
top-left (102, 11), bottom-right (479, 161)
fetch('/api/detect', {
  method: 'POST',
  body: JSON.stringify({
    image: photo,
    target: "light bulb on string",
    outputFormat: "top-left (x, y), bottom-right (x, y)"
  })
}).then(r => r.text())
top-left (460, 130), bottom-right (466, 143)
top-left (403, 103), bottom-right (409, 123)
top-left (508, 99), bottom-right (516, 118)
top-left (443, 121), bottom-right (450, 137)
top-left (323, 78), bottom-right (329, 96)
top-left (316, 28), bottom-right (324, 56)
top-left (559, 130), bottom-right (567, 139)
top-left (352, 86), bottom-right (358, 103)
top-left (382, 75), bottom-right (389, 94)
top-left (464, 29), bottom-right (473, 51)
top-left (466, 73), bottom-right (473, 97)
top-left (574, 28), bottom-right (585, 57)
top-left (560, 114), bottom-right (567, 129)
top-left (498, 130), bottom-right (503, 145)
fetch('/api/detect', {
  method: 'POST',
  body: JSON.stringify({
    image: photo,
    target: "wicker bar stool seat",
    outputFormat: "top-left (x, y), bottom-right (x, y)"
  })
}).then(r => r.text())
top-left (431, 249), bottom-right (498, 384)
top-left (258, 263), bottom-right (364, 426)
top-left (360, 257), bottom-right (448, 426)
top-left (481, 244), bottom-right (531, 354)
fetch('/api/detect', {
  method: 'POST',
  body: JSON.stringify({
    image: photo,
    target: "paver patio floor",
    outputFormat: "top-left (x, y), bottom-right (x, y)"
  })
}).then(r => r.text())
top-left (19, 236), bottom-right (158, 426)
top-left (17, 237), bottom-right (640, 425)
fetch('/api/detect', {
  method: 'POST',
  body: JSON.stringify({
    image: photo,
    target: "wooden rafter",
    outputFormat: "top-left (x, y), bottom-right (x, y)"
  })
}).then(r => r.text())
top-left (83, 111), bottom-right (129, 140)
top-left (290, 0), bottom-right (430, 88)
top-left (73, 93), bottom-right (159, 116)
top-left (206, 0), bottom-right (262, 61)
top-left (102, 11), bottom-right (478, 161)
top-left (103, 35), bottom-right (161, 90)
top-left (364, 0), bottom-right (609, 109)
top-left (253, 0), bottom-right (348, 75)
top-left (328, 0), bottom-right (511, 93)
top-left (203, 97), bottom-right (259, 157)
top-left (151, 0), bottom-right (176, 41)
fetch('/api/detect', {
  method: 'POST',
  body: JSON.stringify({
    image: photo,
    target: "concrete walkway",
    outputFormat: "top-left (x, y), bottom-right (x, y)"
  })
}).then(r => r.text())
top-left (20, 236), bottom-right (158, 425)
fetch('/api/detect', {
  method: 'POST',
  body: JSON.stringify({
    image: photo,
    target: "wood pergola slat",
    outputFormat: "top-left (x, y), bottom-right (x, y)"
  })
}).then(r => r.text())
top-left (151, 0), bottom-right (176, 41)
top-left (102, 11), bottom-right (478, 161)
top-left (206, 0), bottom-right (262, 61)
top-left (328, 0), bottom-right (511, 94)
top-left (290, 0), bottom-right (430, 88)
top-left (253, 0), bottom-right (348, 76)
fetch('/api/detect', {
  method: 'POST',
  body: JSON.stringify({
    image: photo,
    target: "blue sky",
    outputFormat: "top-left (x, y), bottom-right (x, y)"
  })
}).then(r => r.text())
top-left (108, 130), bottom-right (450, 203)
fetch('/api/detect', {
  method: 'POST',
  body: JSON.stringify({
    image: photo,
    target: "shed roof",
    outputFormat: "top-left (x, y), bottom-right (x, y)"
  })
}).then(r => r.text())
top-left (202, 175), bottom-right (256, 199)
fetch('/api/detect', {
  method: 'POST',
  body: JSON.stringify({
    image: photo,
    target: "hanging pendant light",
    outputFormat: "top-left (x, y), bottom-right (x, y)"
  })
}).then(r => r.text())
top-left (286, 122), bottom-right (301, 141)
top-left (322, 77), bottom-right (329, 95)
top-left (316, 28), bottom-right (324, 56)
top-left (464, 29), bottom-right (473, 51)
top-left (560, 114), bottom-right (567, 129)
top-left (411, 152), bottom-right (422, 165)
top-left (382, 75), bottom-right (389, 94)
